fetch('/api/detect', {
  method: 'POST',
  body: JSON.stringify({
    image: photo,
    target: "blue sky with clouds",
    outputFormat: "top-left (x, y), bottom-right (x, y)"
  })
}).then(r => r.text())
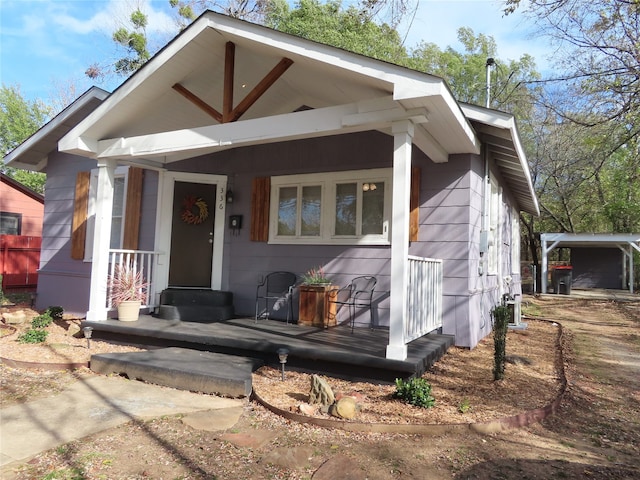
top-left (0, 0), bottom-right (550, 106)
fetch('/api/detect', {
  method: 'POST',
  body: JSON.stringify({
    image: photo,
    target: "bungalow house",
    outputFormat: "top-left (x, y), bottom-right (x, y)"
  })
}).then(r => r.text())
top-left (3, 12), bottom-right (539, 359)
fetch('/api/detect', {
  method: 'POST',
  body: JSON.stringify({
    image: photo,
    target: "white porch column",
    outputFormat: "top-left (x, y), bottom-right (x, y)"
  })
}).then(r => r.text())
top-left (386, 120), bottom-right (414, 361)
top-left (541, 235), bottom-right (548, 294)
top-left (86, 159), bottom-right (116, 321)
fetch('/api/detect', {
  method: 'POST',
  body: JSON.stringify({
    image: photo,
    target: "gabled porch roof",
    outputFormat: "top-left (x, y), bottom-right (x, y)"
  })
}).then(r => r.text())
top-left (58, 11), bottom-right (480, 166)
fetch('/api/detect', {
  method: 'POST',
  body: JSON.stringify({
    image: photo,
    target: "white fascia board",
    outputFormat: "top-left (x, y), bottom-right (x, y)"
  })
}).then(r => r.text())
top-left (463, 103), bottom-right (540, 215)
top-left (6, 87), bottom-right (108, 167)
top-left (541, 233), bottom-right (640, 243)
top-left (97, 97), bottom-right (437, 160)
top-left (59, 16), bottom-right (211, 156)
top-left (97, 102), bottom-right (361, 159)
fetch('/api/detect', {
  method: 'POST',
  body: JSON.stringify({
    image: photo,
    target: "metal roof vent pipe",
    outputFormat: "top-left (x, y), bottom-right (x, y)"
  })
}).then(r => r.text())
top-left (485, 58), bottom-right (496, 108)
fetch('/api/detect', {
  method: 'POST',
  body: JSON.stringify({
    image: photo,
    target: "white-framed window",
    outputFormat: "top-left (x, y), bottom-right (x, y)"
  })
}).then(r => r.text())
top-left (84, 166), bottom-right (129, 261)
top-left (511, 206), bottom-right (520, 274)
top-left (269, 169), bottom-right (392, 245)
top-left (488, 174), bottom-right (501, 275)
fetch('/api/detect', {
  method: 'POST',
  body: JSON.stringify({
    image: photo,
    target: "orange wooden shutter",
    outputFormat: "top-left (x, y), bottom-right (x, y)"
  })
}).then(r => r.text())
top-left (122, 167), bottom-right (144, 250)
top-left (251, 177), bottom-right (270, 242)
top-left (410, 167), bottom-right (421, 242)
top-left (71, 171), bottom-right (90, 259)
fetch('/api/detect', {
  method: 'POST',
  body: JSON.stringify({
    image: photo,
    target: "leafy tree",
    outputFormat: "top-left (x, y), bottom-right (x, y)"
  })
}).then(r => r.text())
top-left (506, 0), bottom-right (640, 259)
top-left (86, 8), bottom-right (153, 80)
top-left (169, 0), bottom-right (415, 28)
top-left (408, 27), bottom-right (540, 113)
top-left (0, 84), bottom-right (49, 193)
top-left (112, 9), bottom-right (150, 76)
top-left (264, 0), bottom-right (408, 64)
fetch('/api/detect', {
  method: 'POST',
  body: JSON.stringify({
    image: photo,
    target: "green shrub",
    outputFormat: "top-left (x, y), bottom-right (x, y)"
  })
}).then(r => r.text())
top-left (31, 313), bottom-right (53, 329)
top-left (458, 398), bottom-right (471, 414)
top-left (18, 329), bottom-right (48, 344)
top-left (45, 306), bottom-right (64, 319)
top-left (393, 377), bottom-right (436, 408)
top-left (492, 304), bottom-right (511, 380)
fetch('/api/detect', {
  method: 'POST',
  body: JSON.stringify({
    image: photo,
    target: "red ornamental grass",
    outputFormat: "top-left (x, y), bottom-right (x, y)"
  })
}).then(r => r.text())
top-left (108, 264), bottom-right (149, 306)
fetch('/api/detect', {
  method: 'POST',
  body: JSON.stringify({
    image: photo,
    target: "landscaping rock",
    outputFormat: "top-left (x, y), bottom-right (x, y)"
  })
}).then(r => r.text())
top-left (330, 396), bottom-right (358, 419)
top-left (181, 406), bottom-right (244, 432)
top-left (2, 310), bottom-right (26, 325)
top-left (67, 323), bottom-right (81, 337)
top-left (309, 374), bottom-right (334, 406)
top-left (261, 446), bottom-right (315, 470)
top-left (299, 403), bottom-right (317, 415)
top-left (219, 429), bottom-right (278, 449)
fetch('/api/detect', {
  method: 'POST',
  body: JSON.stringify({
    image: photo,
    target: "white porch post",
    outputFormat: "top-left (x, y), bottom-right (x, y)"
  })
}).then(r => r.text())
top-left (86, 159), bottom-right (116, 321)
top-left (386, 120), bottom-right (414, 361)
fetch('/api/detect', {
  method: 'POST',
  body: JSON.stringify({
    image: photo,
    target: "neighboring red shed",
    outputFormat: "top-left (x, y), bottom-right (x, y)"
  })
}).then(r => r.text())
top-left (1, 173), bottom-right (44, 236)
top-left (1, 173), bottom-right (44, 292)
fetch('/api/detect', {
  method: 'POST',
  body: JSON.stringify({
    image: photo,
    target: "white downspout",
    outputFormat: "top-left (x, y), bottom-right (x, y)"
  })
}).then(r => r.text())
top-left (86, 159), bottom-right (116, 321)
top-left (386, 120), bottom-right (414, 361)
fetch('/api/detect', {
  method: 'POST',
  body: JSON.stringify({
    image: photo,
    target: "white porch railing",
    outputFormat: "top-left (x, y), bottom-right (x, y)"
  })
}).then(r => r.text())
top-left (405, 255), bottom-right (443, 343)
top-left (107, 249), bottom-right (162, 309)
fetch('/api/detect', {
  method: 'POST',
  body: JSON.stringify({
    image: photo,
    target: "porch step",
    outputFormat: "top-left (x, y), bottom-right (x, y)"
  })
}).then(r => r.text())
top-left (156, 288), bottom-right (234, 323)
top-left (90, 347), bottom-right (262, 397)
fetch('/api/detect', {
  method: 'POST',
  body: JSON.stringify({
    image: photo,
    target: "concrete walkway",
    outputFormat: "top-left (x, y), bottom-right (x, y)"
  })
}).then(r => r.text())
top-left (0, 374), bottom-right (244, 470)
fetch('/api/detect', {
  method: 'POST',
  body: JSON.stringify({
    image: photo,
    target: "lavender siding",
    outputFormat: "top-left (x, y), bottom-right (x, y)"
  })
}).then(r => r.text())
top-left (170, 131), bottom-right (401, 324)
top-left (36, 152), bottom-right (158, 316)
top-left (39, 130), bottom-right (524, 347)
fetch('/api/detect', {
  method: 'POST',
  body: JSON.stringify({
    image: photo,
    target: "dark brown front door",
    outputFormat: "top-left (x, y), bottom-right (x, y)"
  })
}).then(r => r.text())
top-left (168, 181), bottom-right (217, 287)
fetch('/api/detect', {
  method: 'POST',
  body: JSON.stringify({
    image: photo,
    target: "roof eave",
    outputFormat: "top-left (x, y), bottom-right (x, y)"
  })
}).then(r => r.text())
top-left (4, 87), bottom-right (109, 171)
top-left (461, 103), bottom-right (540, 216)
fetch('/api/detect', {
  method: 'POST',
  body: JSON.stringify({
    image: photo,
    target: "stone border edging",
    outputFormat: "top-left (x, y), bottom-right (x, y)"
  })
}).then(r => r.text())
top-left (252, 318), bottom-right (568, 435)
top-left (0, 357), bottom-right (89, 371)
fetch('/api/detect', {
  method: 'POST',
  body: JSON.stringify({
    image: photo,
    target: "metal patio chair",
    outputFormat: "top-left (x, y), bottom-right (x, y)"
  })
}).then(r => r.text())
top-left (255, 271), bottom-right (297, 323)
top-left (329, 275), bottom-right (377, 333)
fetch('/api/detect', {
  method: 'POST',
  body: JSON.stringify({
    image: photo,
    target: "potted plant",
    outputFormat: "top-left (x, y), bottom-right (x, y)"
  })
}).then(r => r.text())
top-left (299, 266), bottom-right (336, 327)
top-left (301, 266), bottom-right (331, 285)
top-left (108, 264), bottom-right (149, 322)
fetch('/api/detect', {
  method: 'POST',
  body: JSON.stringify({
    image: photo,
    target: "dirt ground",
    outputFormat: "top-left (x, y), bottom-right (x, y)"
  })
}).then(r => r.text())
top-left (1, 294), bottom-right (639, 479)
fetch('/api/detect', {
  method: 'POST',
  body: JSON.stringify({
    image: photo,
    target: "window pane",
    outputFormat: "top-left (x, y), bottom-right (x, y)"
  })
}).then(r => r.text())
top-left (335, 183), bottom-right (357, 235)
top-left (110, 218), bottom-right (122, 248)
top-left (301, 185), bottom-right (321, 236)
top-left (362, 182), bottom-right (384, 234)
top-left (0, 213), bottom-right (21, 235)
top-left (112, 177), bottom-right (125, 216)
top-left (277, 186), bottom-right (297, 236)
top-left (110, 177), bottom-right (126, 248)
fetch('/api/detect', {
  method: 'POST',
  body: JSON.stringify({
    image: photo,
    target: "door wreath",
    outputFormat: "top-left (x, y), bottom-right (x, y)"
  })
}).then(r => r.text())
top-left (181, 195), bottom-right (209, 224)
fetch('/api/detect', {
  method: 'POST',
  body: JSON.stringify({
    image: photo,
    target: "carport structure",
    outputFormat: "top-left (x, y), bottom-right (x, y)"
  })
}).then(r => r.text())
top-left (540, 233), bottom-right (640, 294)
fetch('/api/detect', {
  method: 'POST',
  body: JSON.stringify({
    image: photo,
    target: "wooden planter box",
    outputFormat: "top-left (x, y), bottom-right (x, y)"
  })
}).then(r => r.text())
top-left (298, 284), bottom-right (337, 328)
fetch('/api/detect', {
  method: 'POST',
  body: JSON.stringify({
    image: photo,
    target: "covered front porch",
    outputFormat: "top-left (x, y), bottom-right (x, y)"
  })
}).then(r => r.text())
top-left (82, 315), bottom-right (454, 383)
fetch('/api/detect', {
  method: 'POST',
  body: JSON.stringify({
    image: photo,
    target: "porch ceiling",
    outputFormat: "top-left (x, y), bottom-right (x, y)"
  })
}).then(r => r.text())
top-left (58, 12), bottom-right (479, 165)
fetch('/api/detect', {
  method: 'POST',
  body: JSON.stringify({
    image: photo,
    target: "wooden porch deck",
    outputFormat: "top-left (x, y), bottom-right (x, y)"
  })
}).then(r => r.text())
top-left (82, 316), bottom-right (455, 383)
